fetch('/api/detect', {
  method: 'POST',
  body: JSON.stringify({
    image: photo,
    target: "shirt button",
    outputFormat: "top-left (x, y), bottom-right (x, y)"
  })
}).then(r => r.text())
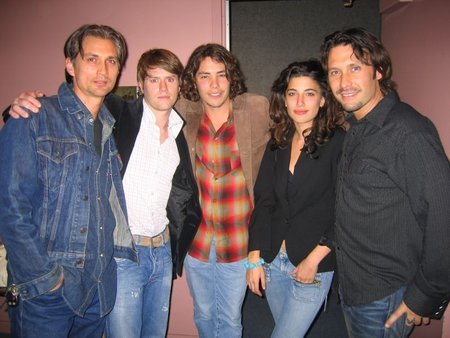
top-left (80, 227), bottom-right (87, 234)
top-left (82, 195), bottom-right (88, 201)
top-left (100, 253), bottom-right (104, 257)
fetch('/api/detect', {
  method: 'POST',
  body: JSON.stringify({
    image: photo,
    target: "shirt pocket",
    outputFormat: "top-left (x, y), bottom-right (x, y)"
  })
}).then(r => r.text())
top-left (37, 139), bottom-right (79, 191)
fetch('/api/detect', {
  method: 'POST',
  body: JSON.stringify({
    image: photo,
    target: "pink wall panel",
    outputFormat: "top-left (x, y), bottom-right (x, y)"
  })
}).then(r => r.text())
top-left (381, 0), bottom-right (450, 157)
top-left (382, 1), bottom-right (450, 337)
top-left (0, 0), bottom-right (225, 126)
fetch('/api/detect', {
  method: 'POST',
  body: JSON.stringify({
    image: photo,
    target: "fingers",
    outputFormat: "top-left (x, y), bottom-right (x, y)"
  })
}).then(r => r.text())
top-left (385, 305), bottom-right (405, 328)
top-left (248, 280), bottom-right (262, 297)
top-left (385, 302), bottom-right (430, 328)
top-left (406, 316), bottom-right (430, 326)
top-left (292, 269), bottom-right (315, 284)
top-left (246, 267), bottom-right (264, 297)
top-left (22, 91), bottom-right (43, 111)
top-left (405, 317), bottom-right (415, 326)
top-left (422, 317), bottom-right (431, 325)
top-left (32, 90), bottom-right (45, 98)
top-left (9, 91), bottom-right (43, 118)
top-left (295, 276), bottom-right (315, 283)
top-left (260, 272), bottom-right (266, 292)
top-left (50, 274), bottom-right (64, 292)
top-left (9, 103), bottom-right (29, 119)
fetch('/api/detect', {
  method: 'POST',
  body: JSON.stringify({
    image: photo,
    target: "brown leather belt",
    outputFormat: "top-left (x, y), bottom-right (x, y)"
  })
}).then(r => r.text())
top-left (133, 226), bottom-right (170, 248)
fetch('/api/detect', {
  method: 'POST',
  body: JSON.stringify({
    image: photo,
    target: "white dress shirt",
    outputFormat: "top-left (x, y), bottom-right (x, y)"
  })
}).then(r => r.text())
top-left (122, 101), bottom-right (182, 237)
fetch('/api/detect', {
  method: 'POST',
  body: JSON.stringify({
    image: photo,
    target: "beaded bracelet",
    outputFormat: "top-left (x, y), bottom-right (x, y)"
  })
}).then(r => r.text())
top-left (244, 258), bottom-right (265, 269)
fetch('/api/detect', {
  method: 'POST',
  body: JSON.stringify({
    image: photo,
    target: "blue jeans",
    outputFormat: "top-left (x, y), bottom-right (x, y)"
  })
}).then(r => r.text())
top-left (9, 286), bottom-right (105, 337)
top-left (105, 240), bottom-right (173, 338)
top-left (340, 286), bottom-right (414, 338)
top-left (264, 249), bottom-right (334, 338)
top-left (185, 240), bottom-right (247, 338)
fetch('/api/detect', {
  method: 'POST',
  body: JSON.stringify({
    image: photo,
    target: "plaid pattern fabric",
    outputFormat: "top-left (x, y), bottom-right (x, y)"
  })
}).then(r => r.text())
top-left (188, 111), bottom-right (252, 263)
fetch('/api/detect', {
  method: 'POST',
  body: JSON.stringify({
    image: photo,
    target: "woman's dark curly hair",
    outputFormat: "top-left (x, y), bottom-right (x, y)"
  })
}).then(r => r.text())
top-left (270, 59), bottom-right (345, 156)
top-left (181, 43), bottom-right (247, 101)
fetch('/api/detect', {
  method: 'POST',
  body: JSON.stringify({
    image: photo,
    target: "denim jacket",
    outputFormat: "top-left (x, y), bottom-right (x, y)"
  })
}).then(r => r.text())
top-left (0, 84), bottom-right (136, 315)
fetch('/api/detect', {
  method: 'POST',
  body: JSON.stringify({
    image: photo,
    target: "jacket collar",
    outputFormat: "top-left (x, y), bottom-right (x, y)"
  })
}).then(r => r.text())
top-left (57, 83), bottom-right (115, 127)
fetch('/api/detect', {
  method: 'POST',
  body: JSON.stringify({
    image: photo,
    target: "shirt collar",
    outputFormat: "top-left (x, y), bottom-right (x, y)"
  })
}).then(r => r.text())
top-left (347, 91), bottom-right (399, 128)
top-left (142, 99), bottom-right (183, 138)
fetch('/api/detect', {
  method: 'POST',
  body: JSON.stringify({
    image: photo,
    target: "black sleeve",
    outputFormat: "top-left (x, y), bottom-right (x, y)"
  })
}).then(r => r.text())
top-left (400, 121), bottom-right (450, 318)
top-left (320, 129), bottom-right (346, 248)
top-left (2, 106), bottom-right (11, 123)
top-left (248, 140), bottom-right (277, 252)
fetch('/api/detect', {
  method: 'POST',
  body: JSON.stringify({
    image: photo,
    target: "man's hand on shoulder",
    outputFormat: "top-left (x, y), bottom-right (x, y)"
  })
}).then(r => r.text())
top-left (9, 90), bottom-right (45, 119)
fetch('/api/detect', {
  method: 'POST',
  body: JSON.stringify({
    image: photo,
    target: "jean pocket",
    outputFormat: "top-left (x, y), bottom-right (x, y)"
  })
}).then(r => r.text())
top-left (30, 284), bottom-right (64, 305)
top-left (115, 257), bottom-right (137, 270)
top-left (291, 279), bottom-right (321, 302)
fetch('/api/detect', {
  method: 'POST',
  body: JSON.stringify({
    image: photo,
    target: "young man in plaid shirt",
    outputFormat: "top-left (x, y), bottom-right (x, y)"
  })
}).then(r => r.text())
top-left (175, 43), bottom-right (270, 338)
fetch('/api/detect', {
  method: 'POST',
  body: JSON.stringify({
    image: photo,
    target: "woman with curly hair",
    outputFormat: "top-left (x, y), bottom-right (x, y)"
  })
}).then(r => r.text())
top-left (246, 59), bottom-right (346, 337)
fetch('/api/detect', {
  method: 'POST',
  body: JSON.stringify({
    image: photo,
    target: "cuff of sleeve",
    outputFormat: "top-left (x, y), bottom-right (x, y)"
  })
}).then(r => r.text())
top-left (404, 282), bottom-right (449, 319)
top-left (318, 235), bottom-right (333, 248)
top-left (16, 264), bottom-right (62, 300)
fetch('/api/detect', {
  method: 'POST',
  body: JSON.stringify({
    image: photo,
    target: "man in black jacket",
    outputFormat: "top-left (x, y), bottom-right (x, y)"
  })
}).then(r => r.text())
top-left (5, 48), bottom-right (201, 338)
top-left (104, 48), bottom-right (201, 338)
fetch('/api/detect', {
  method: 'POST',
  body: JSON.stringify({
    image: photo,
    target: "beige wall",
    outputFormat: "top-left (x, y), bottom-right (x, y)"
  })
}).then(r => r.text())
top-left (381, 0), bottom-right (450, 337)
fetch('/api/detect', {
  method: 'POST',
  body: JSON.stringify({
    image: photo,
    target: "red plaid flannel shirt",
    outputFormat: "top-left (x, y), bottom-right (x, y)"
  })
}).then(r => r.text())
top-left (188, 111), bottom-right (252, 262)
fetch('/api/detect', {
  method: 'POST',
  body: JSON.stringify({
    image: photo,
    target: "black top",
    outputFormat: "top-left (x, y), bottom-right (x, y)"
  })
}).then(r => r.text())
top-left (335, 91), bottom-right (450, 318)
top-left (248, 129), bottom-right (345, 272)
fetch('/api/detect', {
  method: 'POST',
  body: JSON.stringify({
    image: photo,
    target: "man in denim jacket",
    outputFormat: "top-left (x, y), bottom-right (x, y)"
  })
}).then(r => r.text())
top-left (0, 24), bottom-right (136, 337)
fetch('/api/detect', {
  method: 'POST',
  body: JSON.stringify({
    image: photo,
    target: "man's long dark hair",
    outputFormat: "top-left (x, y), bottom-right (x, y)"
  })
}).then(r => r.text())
top-left (181, 43), bottom-right (247, 101)
top-left (320, 27), bottom-right (396, 95)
